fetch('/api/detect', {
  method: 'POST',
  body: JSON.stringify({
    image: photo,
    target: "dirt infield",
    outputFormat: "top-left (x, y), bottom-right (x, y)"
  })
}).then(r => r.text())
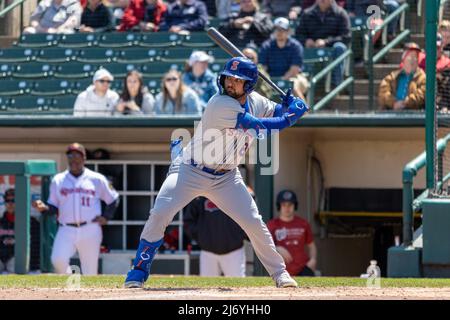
top-left (2, 286), bottom-right (450, 300)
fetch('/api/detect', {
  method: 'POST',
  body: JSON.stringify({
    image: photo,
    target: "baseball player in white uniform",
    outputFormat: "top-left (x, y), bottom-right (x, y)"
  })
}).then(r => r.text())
top-left (34, 143), bottom-right (119, 275)
top-left (125, 57), bottom-right (309, 288)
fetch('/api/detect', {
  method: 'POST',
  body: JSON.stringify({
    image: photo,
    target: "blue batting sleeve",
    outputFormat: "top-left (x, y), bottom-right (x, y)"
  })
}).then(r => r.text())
top-left (259, 116), bottom-right (290, 133)
top-left (273, 104), bottom-right (284, 117)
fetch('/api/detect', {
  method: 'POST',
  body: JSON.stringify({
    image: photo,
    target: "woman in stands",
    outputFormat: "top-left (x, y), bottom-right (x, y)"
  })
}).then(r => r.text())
top-left (115, 70), bottom-right (155, 115)
top-left (154, 69), bottom-right (202, 115)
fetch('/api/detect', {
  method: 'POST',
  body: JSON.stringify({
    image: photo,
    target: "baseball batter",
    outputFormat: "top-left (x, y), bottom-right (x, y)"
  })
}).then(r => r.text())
top-left (34, 143), bottom-right (119, 275)
top-left (125, 57), bottom-right (309, 288)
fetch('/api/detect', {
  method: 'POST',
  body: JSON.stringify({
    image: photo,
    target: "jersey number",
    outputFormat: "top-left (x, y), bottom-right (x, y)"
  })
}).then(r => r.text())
top-left (81, 197), bottom-right (91, 207)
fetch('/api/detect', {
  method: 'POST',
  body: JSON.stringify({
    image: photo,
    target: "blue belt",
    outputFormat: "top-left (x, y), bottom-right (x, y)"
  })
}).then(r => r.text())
top-left (190, 159), bottom-right (230, 176)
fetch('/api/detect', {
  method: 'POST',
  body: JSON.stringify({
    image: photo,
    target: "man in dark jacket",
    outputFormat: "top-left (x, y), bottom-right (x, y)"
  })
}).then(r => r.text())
top-left (159, 0), bottom-right (208, 33)
top-left (184, 196), bottom-right (249, 277)
top-left (218, 0), bottom-right (273, 48)
top-left (296, 0), bottom-right (351, 86)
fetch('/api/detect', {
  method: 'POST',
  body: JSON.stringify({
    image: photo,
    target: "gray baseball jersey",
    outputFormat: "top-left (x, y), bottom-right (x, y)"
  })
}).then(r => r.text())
top-left (141, 92), bottom-right (287, 277)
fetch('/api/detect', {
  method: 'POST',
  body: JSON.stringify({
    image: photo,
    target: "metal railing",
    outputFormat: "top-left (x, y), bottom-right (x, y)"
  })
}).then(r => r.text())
top-left (402, 133), bottom-right (450, 246)
top-left (0, 0), bottom-right (27, 31)
top-left (365, 2), bottom-right (410, 110)
top-left (307, 48), bottom-right (354, 112)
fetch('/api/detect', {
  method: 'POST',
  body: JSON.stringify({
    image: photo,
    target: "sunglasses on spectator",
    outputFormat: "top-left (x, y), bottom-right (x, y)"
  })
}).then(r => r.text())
top-left (97, 79), bottom-right (112, 84)
top-left (165, 77), bottom-right (179, 82)
top-left (5, 199), bottom-right (14, 204)
top-left (67, 153), bottom-right (84, 159)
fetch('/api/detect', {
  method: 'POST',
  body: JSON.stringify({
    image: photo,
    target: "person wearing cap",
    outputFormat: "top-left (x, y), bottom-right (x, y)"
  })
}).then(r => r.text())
top-left (267, 190), bottom-right (317, 277)
top-left (158, 0), bottom-right (208, 33)
top-left (182, 51), bottom-right (219, 110)
top-left (183, 187), bottom-right (252, 277)
top-left (73, 68), bottom-right (120, 117)
top-left (296, 0), bottom-right (351, 88)
top-left (259, 17), bottom-right (309, 100)
top-left (33, 143), bottom-right (119, 275)
top-left (218, 0), bottom-right (273, 48)
top-left (378, 42), bottom-right (426, 110)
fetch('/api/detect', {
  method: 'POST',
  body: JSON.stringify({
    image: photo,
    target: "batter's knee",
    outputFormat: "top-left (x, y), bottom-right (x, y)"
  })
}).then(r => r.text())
top-left (51, 255), bottom-right (70, 274)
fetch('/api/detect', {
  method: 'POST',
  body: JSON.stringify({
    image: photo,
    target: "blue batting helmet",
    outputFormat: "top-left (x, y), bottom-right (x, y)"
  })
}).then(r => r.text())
top-left (217, 57), bottom-right (259, 95)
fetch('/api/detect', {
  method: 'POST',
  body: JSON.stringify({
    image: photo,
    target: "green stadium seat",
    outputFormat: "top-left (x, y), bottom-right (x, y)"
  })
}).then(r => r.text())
top-left (31, 79), bottom-right (74, 96)
top-left (209, 62), bottom-right (223, 73)
top-left (110, 79), bottom-right (124, 93)
top-left (102, 63), bottom-right (141, 78)
top-left (73, 78), bottom-right (94, 94)
top-left (303, 48), bottom-right (333, 65)
top-left (159, 47), bottom-right (192, 63)
top-left (0, 64), bottom-right (14, 78)
top-left (12, 63), bottom-right (54, 78)
top-left (77, 48), bottom-right (118, 63)
top-left (351, 16), bottom-right (367, 31)
top-left (0, 79), bottom-right (33, 96)
top-left (139, 32), bottom-right (183, 48)
top-left (208, 17), bottom-right (223, 28)
top-left (8, 95), bottom-right (53, 113)
top-left (97, 32), bottom-right (140, 48)
top-left (143, 77), bottom-right (161, 95)
top-left (181, 33), bottom-right (216, 48)
top-left (53, 62), bottom-right (96, 79)
top-left (116, 48), bottom-right (160, 63)
top-left (206, 48), bottom-right (230, 63)
top-left (0, 48), bottom-right (36, 63)
top-left (50, 95), bottom-right (77, 113)
top-left (140, 62), bottom-right (184, 77)
top-left (0, 96), bottom-right (9, 111)
top-left (270, 77), bottom-right (294, 91)
top-left (35, 48), bottom-right (78, 63)
top-left (16, 33), bottom-right (59, 48)
top-left (58, 33), bottom-right (99, 48)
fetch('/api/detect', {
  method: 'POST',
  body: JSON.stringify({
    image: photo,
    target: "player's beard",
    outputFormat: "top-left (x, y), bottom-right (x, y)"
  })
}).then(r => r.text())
top-left (225, 86), bottom-right (245, 100)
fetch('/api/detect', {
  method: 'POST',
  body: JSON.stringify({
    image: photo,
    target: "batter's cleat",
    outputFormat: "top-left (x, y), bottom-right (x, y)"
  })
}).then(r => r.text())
top-left (124, 238), bottom-right (163, 289)
top-left (273, 271), bottom-right (298, 288)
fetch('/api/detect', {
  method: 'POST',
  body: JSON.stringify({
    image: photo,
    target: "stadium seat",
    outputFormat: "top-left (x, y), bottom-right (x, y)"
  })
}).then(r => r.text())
top-left (73, 78), bottom-right (93, 94)
top-left (303, 48), bottom-right (333, 65)
top-left (209, 62), bottom-right (223, 73)
top-left (35, 48), bottom-right (78, 63)
top-left (0, 79), bottom-right (32, 96)
top-left (111, 79), bottom-right (124, 93)
top-left (206, 48), bottom-right (230, 63)
top-left (8, 95), bottom-right (53, 113)
top-left (98, 32), bottom-right (140, 48)
top-left (0, 48), bottom-right (36, 63)
top-left (351, 16), bottom-right (367, 31)
top-left (0, 64), bottom-right (14, 78)
top-left (159, 47), bottom-right (192, 63)
top-left (53, 63), bottom-right (96, 79)
top-left (208, 17), bottom-right (222, 28)
top-left (144, 77), bottom-right (161, 95)
top-left (102, 63), bottom-right (141, 78)
top-left (116, 48), bottom-right (160, 63)
top-left (58, 33), bottom-right (99, 48)
top-left (16, 33), bottom-right (59, 48)
top-left (12, 63), bottom-right (54, 78)
top-left (77, 48), bottom-right (118, 63)
top-left (270, 77), bottom-right (295, 92)
top-left (140, 62), bottom-right (184, 77)
top-left (139, 32), bottom-right (182, 48)
top-left (181, 33), bottom-right (216, 48)
top-left (31, 79), bottom-right (73, 96)
top-left (0, 96), bottom-right (9, 111)
top-left (50, 95), bottom-right (77, 113)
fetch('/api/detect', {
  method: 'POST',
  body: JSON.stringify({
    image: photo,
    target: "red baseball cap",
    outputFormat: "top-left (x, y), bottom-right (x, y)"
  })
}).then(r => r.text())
top-left (66, 142), bottom-right (86, 158)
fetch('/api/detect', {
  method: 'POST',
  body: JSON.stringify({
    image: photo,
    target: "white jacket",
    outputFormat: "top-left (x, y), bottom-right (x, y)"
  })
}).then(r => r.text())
top-left (73, 85), bottom-right (119, 117)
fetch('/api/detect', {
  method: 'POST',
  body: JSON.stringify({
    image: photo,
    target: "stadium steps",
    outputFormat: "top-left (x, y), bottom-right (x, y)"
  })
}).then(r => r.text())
top-left (410, 33), bottom-right (425, 49)
top-left (328, 95), bottom-right (372, 112)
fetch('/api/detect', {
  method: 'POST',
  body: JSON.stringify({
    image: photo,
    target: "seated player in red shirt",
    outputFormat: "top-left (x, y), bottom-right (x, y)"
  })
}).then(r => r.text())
top-left (267, 190), bottom-right (318, 276)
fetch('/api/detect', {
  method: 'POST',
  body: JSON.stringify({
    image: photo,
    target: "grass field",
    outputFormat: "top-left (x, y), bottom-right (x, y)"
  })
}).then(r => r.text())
top-left (1, 275), bottom-right (450, 299)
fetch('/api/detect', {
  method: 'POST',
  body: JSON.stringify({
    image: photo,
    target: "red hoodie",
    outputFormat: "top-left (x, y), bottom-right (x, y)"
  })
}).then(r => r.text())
top-left (119, 0), bottom-right (167, 31)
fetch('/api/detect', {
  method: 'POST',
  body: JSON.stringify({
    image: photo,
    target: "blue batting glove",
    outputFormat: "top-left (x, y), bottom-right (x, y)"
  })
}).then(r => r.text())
top-left (285, 98), bottom-right (310, 125)
top-left (281, 88), bottom-right (295, 108)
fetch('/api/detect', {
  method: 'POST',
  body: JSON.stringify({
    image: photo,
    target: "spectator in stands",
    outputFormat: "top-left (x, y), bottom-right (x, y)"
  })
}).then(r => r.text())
top-left (79, 0), bottom-right (113, 32)
top-left (155, 69), bottom-right (202, 115)
top-left (118, 0), bottom-right (167, 31)
top-left (23, 0), bottom-right (83, 34)
top-left (259, 17), bottom-right (309, 99)
top-left (104, 0), bottom-right (130, 25)
top-left (182, 51), bottom-right (218, 110)
top-left (215, 0), bottom-right (241, 19)
top-left (296, 0), bottom-right (351, 87)
top-left (416, 33), bottom-right (450, 74)
top-left (159, 0), bottom-right (208, 34)
top-left (267, 190), bottom-right (317, 277)
top-left (0, 189), bottom-right (15, 274)
top-left (115, 70), bottom-right (155, 115)
top-left (74, 69), bottom-right (120, 116)
top-left (437, 67), bottom-right (450, 113)
top-left (378, 43), bottom-right (426, 110)
top-left (439, 20), bottom-right (450, 53)
top-left (243, 46), bottom-right (274, 98)
top-left (218, 0), bottom-right (273, 48)
top-left (261, 0), bottom-right (302, 19)
top-left (183, 189), bottom-right (252, 277)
